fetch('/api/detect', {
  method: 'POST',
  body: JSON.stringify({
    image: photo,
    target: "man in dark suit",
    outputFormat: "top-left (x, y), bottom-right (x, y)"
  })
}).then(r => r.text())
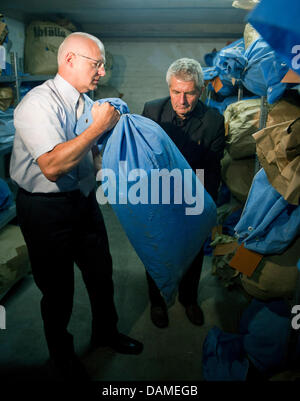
top-left (142, 58), bottom-right (225, 328)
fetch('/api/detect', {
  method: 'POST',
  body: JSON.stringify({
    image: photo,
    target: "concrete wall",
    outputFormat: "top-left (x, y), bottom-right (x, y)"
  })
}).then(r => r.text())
top-left (99, 38), bottom-right (233, 114)
top-left (3, 17), bottom-right (235, 114)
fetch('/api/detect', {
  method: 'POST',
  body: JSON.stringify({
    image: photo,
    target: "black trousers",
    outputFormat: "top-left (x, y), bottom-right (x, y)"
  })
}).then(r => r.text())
top-left (16, 188), bottom-right (118, 362)
top-left (146, 247), bottom-right (204, 307)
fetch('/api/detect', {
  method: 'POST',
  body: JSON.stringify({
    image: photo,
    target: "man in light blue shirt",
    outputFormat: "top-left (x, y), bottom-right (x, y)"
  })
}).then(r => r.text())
top-left (10, 32), bottom-right (143, 381)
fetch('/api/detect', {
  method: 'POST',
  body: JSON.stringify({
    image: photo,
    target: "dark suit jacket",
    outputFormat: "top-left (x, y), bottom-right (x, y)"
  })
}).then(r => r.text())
top-left (142, 97), bottom-right (225, 201)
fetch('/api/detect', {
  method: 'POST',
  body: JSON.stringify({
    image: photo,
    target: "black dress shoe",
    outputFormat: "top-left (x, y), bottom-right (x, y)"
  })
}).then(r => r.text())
top-left (150, 305), bottom-right (169, 328)
top-left (49, 354), bottom-right (90, 381)
top-left (185, 304), bottom-right (204, 326)
top-left (91, 332), bottom-right (143, 355)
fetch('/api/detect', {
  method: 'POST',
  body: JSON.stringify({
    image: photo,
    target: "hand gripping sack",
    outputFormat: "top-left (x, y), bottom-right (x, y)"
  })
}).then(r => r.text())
top-left (76, 98), bottom-right (217, 305)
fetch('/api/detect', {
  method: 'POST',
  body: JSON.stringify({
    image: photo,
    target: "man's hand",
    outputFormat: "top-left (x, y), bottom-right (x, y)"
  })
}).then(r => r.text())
top-left (37, 103), bottom-right (120, 182)
top-left (91, 102), bottom-right (120, 134)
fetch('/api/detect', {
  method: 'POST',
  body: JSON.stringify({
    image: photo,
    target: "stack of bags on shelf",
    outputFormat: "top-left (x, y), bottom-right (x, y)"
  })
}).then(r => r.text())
top-left (203, 0), bottom-right (300, 381)
top-left (222, 94), bottom-right (300, 204)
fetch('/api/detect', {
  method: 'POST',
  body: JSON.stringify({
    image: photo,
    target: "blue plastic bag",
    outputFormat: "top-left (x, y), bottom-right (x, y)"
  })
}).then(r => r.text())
top-left (215, 37), bottom-right (289, 104)
top-left (0, 178), bottom-right (13, 211)
top-left (202, 326), bottom-right (249, 381)
top-left (203, 39), bottom-right (245, 97)
top-left (234, 168), bottom-right (300, 255)
top-left (202, 299), bottom-right (300, 380)
top-left (247, 0), bottom-right (300, 74)
top-left (76, 98), bottom-right (217, 305)
top-left (240, 299), bottom-right (292, 374)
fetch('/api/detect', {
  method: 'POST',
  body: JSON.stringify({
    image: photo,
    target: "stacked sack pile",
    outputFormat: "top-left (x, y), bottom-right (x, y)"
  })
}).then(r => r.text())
top-left (202, 0), bottom-right (300, 381)
top-left (203, 14), bottom-right (300, 296)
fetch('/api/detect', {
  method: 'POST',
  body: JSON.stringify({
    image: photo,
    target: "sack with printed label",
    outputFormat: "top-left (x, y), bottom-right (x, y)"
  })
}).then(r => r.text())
top-left (24, 20), bottom-right (72, 75)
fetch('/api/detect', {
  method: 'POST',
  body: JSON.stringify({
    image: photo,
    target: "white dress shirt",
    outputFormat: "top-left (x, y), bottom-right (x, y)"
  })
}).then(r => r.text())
top-left (10, 73), bottom-right (95, 195)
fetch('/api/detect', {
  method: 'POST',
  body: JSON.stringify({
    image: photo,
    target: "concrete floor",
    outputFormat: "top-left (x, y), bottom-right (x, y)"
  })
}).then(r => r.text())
top-left (0, 202), bottom-right (250, 382)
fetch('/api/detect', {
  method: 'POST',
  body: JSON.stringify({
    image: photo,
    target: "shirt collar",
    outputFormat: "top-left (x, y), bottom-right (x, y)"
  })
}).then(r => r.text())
top-left (53, 73), bottom-right (81, 111)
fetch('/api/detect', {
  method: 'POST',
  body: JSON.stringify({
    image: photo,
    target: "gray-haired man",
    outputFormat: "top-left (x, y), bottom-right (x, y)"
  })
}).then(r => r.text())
top-left (142, 58), bottom-right (225, 328)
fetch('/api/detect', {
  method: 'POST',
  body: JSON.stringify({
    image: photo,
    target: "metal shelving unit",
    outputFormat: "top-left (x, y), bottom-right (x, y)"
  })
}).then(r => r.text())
top-left (0, 52), bottom-right (53, 228)
top-left (0, 51), bottom-right (53, 104)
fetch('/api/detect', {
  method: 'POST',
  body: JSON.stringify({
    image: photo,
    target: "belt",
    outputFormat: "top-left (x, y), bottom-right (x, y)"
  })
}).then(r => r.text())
top-left (18, 186), bottom-right (82, 199)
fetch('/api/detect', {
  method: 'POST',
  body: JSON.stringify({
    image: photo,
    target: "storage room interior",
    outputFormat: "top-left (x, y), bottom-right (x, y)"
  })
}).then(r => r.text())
top-left (0, 0), bottom-right (299, 384)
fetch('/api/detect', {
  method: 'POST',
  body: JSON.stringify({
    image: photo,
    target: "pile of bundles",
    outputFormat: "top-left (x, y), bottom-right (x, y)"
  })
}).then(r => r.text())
top-left (222, 94), bottom-right (300, 203)
top-left (203, 0), bottom-right (300, 381)
top-left (208, 0), bottom-right (300, 301)
top-left (203, 14), bottom-right (300, 206)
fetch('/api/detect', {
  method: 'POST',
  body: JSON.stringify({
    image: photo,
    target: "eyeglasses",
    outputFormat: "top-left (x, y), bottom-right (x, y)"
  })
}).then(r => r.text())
top-left (75, 53), bottom-right (105, 70)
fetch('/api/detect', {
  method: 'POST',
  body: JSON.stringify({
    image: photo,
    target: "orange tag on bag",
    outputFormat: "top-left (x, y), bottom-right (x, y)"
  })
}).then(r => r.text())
top-left (229, 243), bottom-right (263, 277)
top-left (212, 76), bottom-right (223, 93)
top-left (281, 69), bottom-right (300, 83)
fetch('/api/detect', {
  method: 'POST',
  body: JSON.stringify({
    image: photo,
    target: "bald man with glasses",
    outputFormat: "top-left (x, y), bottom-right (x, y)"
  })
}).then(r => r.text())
top-left (10, 32), bottom-right (143, 381)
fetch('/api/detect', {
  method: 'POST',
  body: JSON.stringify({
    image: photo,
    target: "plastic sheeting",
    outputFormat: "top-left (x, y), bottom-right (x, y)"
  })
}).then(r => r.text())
top-left (0, 108), bottom-right (15, 144)
top-left (215, 37), bottom-right (289, 104)
top-left (76, 98), bottom-right (217, 305)
top-left (205, 96), bottom-right (239, 116)
top-left (234, 168), bottom-right (300, 255)
top-left (247, 0), bottom-right (300, 74)
top-left (202, 326), bottom-right (249, 381)
top-left (202, 299), bottom-right (298, 381)
top-left (0, 178), bottom-right (13, 211)
top-left (203, 35), bottom-right (289, 103)
top-left (203, 39), bottom-right (244, 98)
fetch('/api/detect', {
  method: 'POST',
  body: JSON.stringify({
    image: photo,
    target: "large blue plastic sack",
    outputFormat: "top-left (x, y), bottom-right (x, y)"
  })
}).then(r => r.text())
top-left (247, 0), bottom-right (300, 74)
top-left (76, 98), bottom-right (217, 305)
top-left (234, 168), bottom-right (300, 255)
top-left (203, 39), bottom-right (244, 97)
top-left (0, 178), bottom-right (13, 211)
top-left (205, 94), bottom-right (259, 115)
top-left (239, 299), bottom-right (293, 374)
top-left (202, 326), bottom-right (249, 381)
top-left (202, 299), bottom-right (299, 380)
top-left (215, 37), bottom-right (289, 104)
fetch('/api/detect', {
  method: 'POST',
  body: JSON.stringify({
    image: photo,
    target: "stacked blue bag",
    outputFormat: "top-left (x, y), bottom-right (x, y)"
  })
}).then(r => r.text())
top-left (203, 38), bottom-right (245, 98)
top-left (215, 36), bottom-right (289, 104)
top-left (202, 299), bottom-right (300, 381)
top-left (234, 168), bottom-right (300, 255)
top-left (0, 178), bottom-right (13, 211)
top-left (203, 39), bottom-right (260, 114)
top-left (76, 98), bottom-right (217, 305)
top-left (247, 0), bottom-right (300, 74)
